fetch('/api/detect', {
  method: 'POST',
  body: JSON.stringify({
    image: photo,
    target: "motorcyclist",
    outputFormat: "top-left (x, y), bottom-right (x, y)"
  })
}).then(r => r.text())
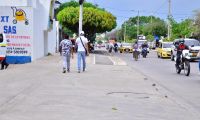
top-left (175, 39), bottom-right (189, 68)
top-left (141, 42), bottom-right (148, 52)
top-left (132, 41), bottom-right (139, 61)
top-left (108, 42), bottom-right (114, 53)
top-left (133, 41), bottom-right (139, 50)
top-left (141, 42), bottom-right (148, 49)
top-left (114, 42), bottom-right (118, 53)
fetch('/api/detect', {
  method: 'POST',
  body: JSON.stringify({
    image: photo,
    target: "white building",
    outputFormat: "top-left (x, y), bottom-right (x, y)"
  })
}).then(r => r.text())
top-left (0, 0), bottom-right (60, 64)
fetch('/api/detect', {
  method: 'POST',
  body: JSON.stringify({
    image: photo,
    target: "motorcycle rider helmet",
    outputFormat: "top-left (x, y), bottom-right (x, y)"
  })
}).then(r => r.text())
top-left (179, 39), bottom-right (185, 44)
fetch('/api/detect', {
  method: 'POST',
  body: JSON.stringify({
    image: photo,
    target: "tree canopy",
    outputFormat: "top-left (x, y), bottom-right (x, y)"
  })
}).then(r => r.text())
top-left (120, 16), bottom-right (167, 41)
top-left (116, 15), bottom-right (196, 42)
top-left (170, 18), bottom-right (194, 39)
top-left (57, 1), bottom-right (116, 41)
top-left (192, 10), bottom-right (200, 39)
top-left (57, 0), bottom-right (101, 12)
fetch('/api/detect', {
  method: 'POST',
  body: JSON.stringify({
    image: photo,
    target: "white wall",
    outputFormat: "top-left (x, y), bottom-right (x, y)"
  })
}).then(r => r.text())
top-left (32, 0), bottom-right (46, 60)
top-left (32, 0), bottom-right (57, 60)
top-left (31, 0), bottom-right (52, 30)
top-left (47, 19), bottom-right (57, 54)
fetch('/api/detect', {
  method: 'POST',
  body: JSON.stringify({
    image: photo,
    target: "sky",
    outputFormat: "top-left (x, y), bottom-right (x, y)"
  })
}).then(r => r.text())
top-left (60, 0), bottom-right (200, 28)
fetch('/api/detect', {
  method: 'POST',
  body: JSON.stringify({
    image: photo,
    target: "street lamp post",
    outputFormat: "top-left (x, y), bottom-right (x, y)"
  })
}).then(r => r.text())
top-left (79, 0), bottom-right (84, 36)
top-left (137, 10), bottom-right (140, 40)
top-left (124, 21), bottom-right (126, 43)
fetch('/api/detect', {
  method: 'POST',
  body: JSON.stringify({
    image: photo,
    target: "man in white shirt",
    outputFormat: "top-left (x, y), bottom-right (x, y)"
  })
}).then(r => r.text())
top-left (76, 31), bottom-right (89, 73)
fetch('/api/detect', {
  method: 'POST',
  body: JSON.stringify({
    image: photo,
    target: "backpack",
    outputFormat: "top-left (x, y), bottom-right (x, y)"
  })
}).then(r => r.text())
top-left (179, 44), bottom-right (186, 50)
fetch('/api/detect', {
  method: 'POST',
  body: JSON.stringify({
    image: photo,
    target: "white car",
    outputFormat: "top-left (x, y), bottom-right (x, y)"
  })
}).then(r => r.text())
top-left (171, 38), bottom-right (200, 61)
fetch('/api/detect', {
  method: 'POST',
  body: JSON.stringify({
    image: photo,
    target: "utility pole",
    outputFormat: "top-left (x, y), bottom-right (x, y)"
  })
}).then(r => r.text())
top-left (79, 0), bottom-right (84, 36)
top-left (137, 10), bottom-right (140, 40)
top-left (124, 21), bottom-right (126, 42)
top-left (167, 0), bottom-right (171, 40)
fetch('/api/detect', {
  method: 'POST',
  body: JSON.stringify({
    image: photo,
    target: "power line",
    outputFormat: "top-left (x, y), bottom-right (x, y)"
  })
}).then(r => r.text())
top-left (152, 0), bottom-right (168, 15)
top-left (168, 0), bottom-right (171, 40)
top-left (105, 7), bottom-right (193, 16)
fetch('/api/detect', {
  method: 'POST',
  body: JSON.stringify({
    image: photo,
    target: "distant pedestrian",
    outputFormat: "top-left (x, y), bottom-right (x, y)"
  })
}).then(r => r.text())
top-left (60, 34), bottom-right (74, 73)
top-left (1, 57), bottom-right (9, 70)
top-left (76, 31), bottom-right (89, 73)
top-left (0, 33), bottom-right (9, 70)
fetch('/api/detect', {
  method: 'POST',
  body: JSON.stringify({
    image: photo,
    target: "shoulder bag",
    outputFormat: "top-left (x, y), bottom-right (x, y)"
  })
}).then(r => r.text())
top-left (80, 37), bottom-right (88, 55)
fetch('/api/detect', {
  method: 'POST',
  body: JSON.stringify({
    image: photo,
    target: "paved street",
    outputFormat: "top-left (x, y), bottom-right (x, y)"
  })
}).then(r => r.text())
top-left (0, 51), bottom-right (200, 120)
top-left (1, 0), bottom-right (200, 119)
top-left (115, 50), bottom-right (200, 113)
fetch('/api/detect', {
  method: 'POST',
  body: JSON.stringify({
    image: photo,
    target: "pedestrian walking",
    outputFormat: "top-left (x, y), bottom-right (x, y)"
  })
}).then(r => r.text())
top-left (0, 33), bottom-right (9, 70)
top-left (60, 34), bottom-right (74, 73)
top-left (1, 57), bottom-right (9, 70)
top-left (75, 31), bottom-right (89, 73)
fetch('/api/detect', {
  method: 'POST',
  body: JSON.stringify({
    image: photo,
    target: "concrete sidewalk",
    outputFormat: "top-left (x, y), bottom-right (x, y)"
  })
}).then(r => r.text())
top-left (0, 53), bottom-right (199, 120)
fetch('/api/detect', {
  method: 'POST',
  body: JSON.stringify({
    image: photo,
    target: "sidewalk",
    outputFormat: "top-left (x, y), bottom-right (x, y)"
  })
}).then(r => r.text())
top-left (0, 53), bottom-right (198, 120)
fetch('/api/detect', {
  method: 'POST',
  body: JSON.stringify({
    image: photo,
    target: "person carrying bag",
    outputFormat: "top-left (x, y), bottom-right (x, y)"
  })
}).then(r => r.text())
top-left (75, 31), bottom-right (89, 73)
top-left (80, 36), bottom-right (88, 56)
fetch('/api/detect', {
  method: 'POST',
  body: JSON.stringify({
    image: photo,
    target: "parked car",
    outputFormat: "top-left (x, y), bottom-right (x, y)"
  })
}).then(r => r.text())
top-left (119, 43), bottom-right (133, 53)
top-left (157, 42), bottom-right (173, 58)
top-left (171, 38), bottom-right (200, 61)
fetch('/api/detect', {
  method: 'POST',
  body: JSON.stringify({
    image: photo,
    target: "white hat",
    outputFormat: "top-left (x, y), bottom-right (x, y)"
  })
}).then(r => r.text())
top-left (80, 31), bottom-right (84, 35)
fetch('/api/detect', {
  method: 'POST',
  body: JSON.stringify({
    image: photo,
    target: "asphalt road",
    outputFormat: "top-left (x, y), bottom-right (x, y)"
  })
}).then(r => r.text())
top-left (115, 50), bottom-right (200, 113)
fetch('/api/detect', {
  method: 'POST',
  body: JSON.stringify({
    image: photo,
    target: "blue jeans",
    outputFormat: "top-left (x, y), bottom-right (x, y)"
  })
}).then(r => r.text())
top-left (77, 51), bottom-right (86, 71)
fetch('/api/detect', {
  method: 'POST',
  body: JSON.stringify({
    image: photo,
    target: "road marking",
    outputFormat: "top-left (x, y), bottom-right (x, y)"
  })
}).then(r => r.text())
top-left (93, 55), bottom-right (96, 64)
top-left (108, 56), bottom-right (127, 66)
top-left (108, 56), bottom-right (116, 65)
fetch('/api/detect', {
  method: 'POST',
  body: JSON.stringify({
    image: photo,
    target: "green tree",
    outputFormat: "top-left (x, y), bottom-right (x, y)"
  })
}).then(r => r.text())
top-left (192, 10), bottom-right (200, 39)
top-left (171, 18), bottom-right (194, 39)
top-left (57, 0), bottom-right (101, 12)
top-left (57, 1), bottom-right (116, 42)
top-left (121, 16), bottom-right (166, 40)
top-left (144, 21), bottom-right (167, 38)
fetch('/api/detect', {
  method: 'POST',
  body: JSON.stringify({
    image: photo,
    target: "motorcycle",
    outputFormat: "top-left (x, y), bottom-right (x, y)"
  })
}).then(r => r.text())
top-left (114, 46), bottom-right (118, 53)
top-left (108, 46), bottom-right (113, 53)
top-left (133, 49), bottom-right (140, 61)
top-left (175, 50), bottom-right (190, 76)
top-left (141, 47), bottom-right (148, 58)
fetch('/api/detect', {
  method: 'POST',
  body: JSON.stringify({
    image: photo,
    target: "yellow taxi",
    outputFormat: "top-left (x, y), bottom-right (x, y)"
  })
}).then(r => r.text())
top-left (157, 42), bottom-right (173, 58)
top-left (119, 43), bottom-right (133, 53)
